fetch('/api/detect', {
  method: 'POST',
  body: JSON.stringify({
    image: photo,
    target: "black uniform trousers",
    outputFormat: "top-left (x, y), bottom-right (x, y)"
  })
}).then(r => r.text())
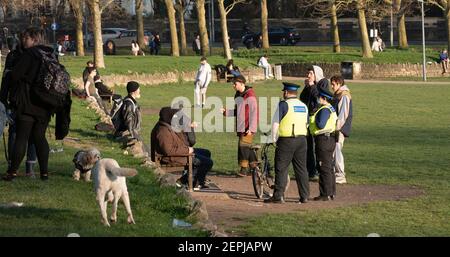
top-left (273, 136), bottom-right (309, 200)
top-left (306, 133), bottom-right (319, 178)
top-left (315, 134), bottom-right (336, 197)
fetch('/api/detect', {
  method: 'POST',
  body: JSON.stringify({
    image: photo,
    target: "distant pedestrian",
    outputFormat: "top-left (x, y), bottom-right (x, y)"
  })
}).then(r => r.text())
top-left (257, 54), bottom-right (273, 79)
top-left (439, 49), bottom-right (449, 74)
top-left (131, 40), bottom-right (140, 56)
top-left (194, 57), bottom-right (212, 108)
top-left (192, 34), bottom-right (201, 55)
top-left (150, 33), bottom-right (161, 55)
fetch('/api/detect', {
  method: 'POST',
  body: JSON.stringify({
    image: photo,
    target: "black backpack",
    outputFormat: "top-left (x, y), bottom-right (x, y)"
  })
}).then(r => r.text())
top-left (33, 49), bottom-right (71, 111)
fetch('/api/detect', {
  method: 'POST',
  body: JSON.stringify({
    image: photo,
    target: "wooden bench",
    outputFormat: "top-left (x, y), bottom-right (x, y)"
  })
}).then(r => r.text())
top-left (154, 153), bottom-right (194, 192)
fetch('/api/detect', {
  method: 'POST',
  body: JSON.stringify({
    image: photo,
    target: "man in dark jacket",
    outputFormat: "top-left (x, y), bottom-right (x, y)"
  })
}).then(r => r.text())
top-left (115, 81), bottom-right (142, 141)
top-left (3, 27), bottom-right (54, 181)
top-left (299, 65), bottom-right (327, 182)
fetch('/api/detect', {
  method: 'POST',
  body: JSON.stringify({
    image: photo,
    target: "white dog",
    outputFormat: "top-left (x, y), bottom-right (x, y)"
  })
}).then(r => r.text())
top-left (93, 158), bottom-right (138, 227)
top-left (79, 149), bottom-right (138, 227)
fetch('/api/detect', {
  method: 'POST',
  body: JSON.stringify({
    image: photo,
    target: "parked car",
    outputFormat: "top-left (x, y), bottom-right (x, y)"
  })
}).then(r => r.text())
top-left (87, 28), bottom-right (127, 47)
top-left (113, 29), bottom-right (153, 47)
top-left (242, 27), bottom-right (301, 48)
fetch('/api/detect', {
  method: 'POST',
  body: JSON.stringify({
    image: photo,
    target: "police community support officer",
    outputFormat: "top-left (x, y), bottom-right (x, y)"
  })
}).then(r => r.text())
top-left (309, 85), bottom-right (338, 201)
top-left (265, 82), bottom-right (309, 204)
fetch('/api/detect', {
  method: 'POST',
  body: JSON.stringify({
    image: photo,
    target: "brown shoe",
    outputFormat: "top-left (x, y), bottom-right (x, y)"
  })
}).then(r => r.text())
top-left (237, 168), bottom-right (249, 177)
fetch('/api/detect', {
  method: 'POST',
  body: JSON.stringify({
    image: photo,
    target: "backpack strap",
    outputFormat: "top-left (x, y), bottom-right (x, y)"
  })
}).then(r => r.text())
top-left (123, 98), bottom-right (137, 112)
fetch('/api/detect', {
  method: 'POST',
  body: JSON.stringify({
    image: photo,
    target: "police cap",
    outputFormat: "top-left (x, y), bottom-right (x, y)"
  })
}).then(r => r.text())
top-left (282, 82), bottom-right (301, 91)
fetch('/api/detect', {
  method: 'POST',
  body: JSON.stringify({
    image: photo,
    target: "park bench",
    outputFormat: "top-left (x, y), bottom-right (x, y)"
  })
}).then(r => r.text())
top-left (154, 152), bottom-right (194, 192)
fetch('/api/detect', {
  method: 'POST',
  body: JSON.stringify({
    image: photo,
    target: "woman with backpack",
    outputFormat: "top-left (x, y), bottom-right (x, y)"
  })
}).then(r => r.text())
top-left (2, 27), bottom-right (58, 181)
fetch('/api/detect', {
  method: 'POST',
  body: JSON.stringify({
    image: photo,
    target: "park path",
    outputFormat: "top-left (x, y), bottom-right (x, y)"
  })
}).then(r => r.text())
top-left (192, 175), bottom-right (423, 236)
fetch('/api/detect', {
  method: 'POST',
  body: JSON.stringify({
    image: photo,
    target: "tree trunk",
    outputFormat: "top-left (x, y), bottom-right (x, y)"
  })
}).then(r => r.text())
top-left (136, 0), bottom-right (147, 51)
top-left (357, 0), bottom-right (373, 58)
top-left (69, 0), bottom-right (85, 56)
top-left (397, 13), bottom-right (408, 49)
top-left (260, 0), bottom-right (269, 49)
top-left (330, 1), bottom-right (340, 53)
top-left (165, 0), bottom-right (180, 56)
top-left (445, 2), bottom-right (450, 52)
top-left (175, 2), bottom-right (187, 55)
top-left (196, 0), bottom-right (209, 56)
top-left (218, 0), bottom-right (232, 60)
top-left (88, 0), bottom-right (105, 68)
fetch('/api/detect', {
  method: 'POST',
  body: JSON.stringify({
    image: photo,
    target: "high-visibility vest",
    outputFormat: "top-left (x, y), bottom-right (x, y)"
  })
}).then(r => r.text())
top-left (279, 98), bottom-right (308, 137)
top-left (309, 104), bottom-right (337, 136)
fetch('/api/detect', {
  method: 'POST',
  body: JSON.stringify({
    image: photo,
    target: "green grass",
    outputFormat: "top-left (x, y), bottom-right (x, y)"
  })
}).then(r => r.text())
top-left (59, 45), bottom-right (447, 79)
top-left (236, 46), bottom-right (445, 65)
top-left (0, 98), bottom-right (208, 237)
top-left (60, 55), bottom-right (256, 78)
top-left (123, 79), bottom-right (449, 236)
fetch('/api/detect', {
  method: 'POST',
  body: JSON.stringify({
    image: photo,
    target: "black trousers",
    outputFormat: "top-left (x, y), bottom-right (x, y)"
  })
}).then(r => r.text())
top-left (306, 133), bottom-right (319, 177)
top-left (273, 136), bottom-right (309, 200)
top-left (9, 114), bottom-right (49, 174)
top-left (180, 148), bottom-right (213, 186)
top-left (315, 135), bottom-right (336, 197)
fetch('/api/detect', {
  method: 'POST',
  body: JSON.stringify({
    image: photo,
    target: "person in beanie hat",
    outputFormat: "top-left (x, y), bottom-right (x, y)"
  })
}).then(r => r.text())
top-left (115, 81), bottom-right (142, 141)
top-left (221, 74), bottom-right (258, 177)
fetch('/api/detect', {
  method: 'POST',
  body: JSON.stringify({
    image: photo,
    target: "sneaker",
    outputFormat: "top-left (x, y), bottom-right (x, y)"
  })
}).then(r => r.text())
top-left (336, 176), bottom-right (347, 184)
top-left (193, 184), bottom-right (209, 191)
top-left (40, 173), bottom-right (49, 181)
top-left (309, 175), bottom-right (319, 182)
top-left (2, 172), bottom-right (17, 181)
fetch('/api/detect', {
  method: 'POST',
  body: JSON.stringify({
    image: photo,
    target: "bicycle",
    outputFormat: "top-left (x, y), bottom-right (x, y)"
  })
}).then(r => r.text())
top-left (250, 143), bottom-right (275, 199)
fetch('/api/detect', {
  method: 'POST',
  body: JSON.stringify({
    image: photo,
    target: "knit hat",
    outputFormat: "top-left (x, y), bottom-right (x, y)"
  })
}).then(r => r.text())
top-left (232, 75), bottom-right (246, 84)
top-left (127, 81), bottom-right (140, 93)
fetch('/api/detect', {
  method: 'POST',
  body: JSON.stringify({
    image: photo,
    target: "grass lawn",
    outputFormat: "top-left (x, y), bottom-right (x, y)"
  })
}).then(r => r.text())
top-left (59, 45), bottom-right (447, 79)
top-left (110, 79), bottom-right (448, 236)
top-left (0, 98), bottom-right (208, 237)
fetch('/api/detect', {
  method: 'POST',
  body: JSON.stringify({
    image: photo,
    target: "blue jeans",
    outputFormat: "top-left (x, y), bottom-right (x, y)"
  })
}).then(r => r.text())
top-left (8, 117), bottom-right (37, 171)
top-left (180, 148), bottom-right (213, 186)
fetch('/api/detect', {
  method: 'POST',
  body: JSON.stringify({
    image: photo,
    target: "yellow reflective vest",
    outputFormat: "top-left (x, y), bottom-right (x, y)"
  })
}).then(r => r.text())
top-left (279, 98), bottom-right (308, 137)
top-left (309, 104), bottom-right (337, 136)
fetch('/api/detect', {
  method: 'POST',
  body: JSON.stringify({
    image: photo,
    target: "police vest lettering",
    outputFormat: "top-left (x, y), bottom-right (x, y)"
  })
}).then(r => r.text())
top-left (309, 104), bottom-right (337, 136)
top-left (279, 98), bottom-right (308, 137)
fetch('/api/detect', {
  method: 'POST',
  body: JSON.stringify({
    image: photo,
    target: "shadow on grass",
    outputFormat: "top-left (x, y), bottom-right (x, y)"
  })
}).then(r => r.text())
top-left (0, 206), bottom-right (77, 219)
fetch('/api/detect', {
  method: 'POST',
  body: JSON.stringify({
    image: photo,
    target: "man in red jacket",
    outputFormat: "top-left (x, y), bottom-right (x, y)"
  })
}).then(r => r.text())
top-left (221, 75), bottom-right (258, 177)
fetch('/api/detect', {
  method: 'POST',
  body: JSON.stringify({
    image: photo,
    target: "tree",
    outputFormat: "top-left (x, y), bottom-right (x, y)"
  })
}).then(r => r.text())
top-left (68, 0), bottom-right (85, 56)
top-left (175, 0), bottom-right (192, 55)
top-left (260, 0), bottom-right (269, 49)
top-left (218, 0), bottom-right (251, 59)
top-left (86, 0), bottom-right (115, 69)
top-left (384, 0), bottom-right (415, 49)
top-left (196, 0), bottom-right (209, 56)
top-left (427, 0), bottom-right (450, 51)
top-left (357, 0), bottom-right (373, 58)
top-left (136, 0), bottom-right (147, 51)
top-left (165, 0), bottom-right (180, 56)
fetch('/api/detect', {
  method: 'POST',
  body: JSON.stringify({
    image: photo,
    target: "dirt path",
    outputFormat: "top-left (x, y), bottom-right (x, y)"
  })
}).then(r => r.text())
top-left (192, 175), bottom-right (423, 236)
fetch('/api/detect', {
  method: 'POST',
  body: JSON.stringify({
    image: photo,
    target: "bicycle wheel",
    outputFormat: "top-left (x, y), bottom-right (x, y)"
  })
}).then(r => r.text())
top-left (262, 158), bottom-right (274, 197)
top-left (251, 166), bottom-right (264, 199)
